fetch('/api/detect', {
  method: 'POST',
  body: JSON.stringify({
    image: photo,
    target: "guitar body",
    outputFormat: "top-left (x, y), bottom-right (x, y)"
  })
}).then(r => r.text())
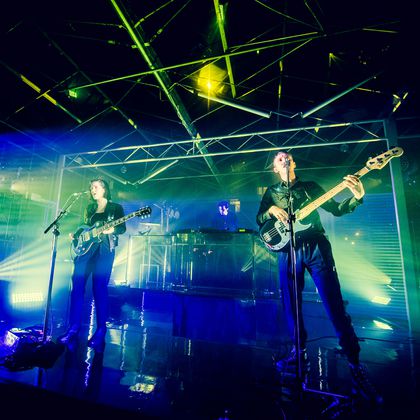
top-left (71, 206), bottom-right (152, 259)
top-left (72, 223), bottom-right (105, 258)
top-left (259, 218), bottom-right (311, 251)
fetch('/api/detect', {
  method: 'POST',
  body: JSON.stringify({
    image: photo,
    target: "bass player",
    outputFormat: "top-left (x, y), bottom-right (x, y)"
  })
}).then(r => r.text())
top-left (256, 150), bottom-right (383, 405)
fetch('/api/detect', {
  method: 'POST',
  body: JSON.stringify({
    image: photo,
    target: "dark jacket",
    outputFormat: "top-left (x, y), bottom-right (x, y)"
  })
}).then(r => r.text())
top-left (256, 178), bottom-right (362, 236)
top-left (85, 201), bottom-right (126, 249)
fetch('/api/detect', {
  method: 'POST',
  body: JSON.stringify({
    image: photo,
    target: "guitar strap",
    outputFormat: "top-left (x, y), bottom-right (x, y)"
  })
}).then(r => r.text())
top-left (302, 185), bottom-right (311, 201)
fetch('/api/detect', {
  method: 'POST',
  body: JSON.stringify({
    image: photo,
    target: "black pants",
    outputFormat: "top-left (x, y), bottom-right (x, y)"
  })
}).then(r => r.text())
top-left (278, 234), bottom-right (360, 364)
top-left (68, 244), bottom-right (115, 331)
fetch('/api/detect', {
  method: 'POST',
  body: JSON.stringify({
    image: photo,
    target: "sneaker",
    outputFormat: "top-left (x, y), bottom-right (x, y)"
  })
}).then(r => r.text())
top-left (349, 363), bottom-right (384, 405)
top-left (275, 346), bottom-right (310, 371)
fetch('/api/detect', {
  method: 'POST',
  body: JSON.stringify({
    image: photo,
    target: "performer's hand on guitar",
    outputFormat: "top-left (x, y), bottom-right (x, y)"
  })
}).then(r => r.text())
top-left (343, 175), bottom-right (365, 200)
top-left (269, 205), bottom-right (289, 223)
top-left (103, 227), bottom-right (115, 234)
top-left (69, 233), bottom-right (74, 240)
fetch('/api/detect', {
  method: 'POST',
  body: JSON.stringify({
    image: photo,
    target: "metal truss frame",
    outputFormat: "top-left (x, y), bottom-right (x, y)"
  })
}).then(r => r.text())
top-left (62, 118), bottom-right (387, 183)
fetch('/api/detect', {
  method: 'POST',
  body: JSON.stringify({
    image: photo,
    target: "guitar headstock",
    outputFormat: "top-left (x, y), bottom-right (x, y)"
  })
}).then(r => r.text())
top-left (136, 206), bottom-right (152, 219)
top-left (366, 147), bottom-right (404, 170)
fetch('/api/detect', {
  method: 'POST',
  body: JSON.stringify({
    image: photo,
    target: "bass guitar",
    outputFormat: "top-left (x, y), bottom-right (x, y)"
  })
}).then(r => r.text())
top-left (71, 206), bottom-right (152, 258)
top-left (259, 147), bottom-right (404, 252)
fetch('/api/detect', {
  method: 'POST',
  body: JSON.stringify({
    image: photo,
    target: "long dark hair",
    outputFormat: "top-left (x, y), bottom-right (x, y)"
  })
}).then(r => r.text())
top-left (85, 178), bottom-right (112, 222)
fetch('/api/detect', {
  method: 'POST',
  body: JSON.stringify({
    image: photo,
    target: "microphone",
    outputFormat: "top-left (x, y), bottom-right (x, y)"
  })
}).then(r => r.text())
top-left (284, 157), bottom-right (290, 167)
top-left (73, 190), bottom-right (90, 196)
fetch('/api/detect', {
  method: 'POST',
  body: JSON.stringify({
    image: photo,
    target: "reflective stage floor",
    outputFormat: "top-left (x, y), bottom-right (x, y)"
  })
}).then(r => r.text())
top-left (0, 288), bottom-right (419, 419)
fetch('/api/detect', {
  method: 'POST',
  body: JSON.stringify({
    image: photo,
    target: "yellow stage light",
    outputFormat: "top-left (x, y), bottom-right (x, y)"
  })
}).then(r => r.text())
top-left (371, 296), bottom-right (391, 305)
top-left (12, 292), bottom-right (44, 304)
top-left (373, 320), bottom-right (393, 330)
top-left (196, 63), bottom-right (227, 95)
top-left (68, 89), bottom-right (78, 98)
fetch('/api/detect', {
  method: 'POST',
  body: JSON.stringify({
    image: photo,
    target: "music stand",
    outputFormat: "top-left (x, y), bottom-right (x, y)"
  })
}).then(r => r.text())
top-left (283, 157), bottom-right (349, 415)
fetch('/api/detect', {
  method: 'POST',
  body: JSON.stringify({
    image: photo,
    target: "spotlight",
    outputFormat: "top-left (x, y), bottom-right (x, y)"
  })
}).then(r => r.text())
top-left (391, 90), bottom-right (409, 114)
top-left (68, 89), bottom-right (78, 98)
top-left (371, 296), bottom-right (391, 305)
top-left (373, 320), bottom-right (393, 330)
top-left (196, 63), bottom-right (227, 95)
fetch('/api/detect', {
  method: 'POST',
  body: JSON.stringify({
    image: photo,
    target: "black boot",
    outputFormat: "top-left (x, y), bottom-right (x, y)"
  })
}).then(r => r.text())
top-left (87, 327), bottom-right (106, 352)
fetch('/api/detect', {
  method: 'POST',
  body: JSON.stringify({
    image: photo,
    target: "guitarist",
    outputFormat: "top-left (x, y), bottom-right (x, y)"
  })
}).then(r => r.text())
top-left (256, 151), bottom-right (382, 404)
top-left (58, 178), bottom-right (126, 351)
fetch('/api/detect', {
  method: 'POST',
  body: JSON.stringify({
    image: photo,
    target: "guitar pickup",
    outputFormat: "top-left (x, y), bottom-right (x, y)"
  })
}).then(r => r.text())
top-left (82, 232), bottom-right (91, 241)
top-left (263, 233), bottom-right (272, 241)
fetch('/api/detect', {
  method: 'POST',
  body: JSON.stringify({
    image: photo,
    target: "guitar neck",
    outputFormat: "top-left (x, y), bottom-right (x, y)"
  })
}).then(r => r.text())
top-left (296, 166), bottom-right (370, 221)
top-left (97, 211), bottom-right (138, 234)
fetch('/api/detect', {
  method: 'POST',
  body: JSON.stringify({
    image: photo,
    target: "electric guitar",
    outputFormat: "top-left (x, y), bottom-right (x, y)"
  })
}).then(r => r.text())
top-left (259, 147), bottom-right (404, 252)
top-left (71, 206), bottom-right (152, 258)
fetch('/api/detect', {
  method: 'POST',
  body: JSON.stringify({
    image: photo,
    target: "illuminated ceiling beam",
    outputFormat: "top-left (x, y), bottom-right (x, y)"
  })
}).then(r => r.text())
top-left (41, 32), bottom-right (146, 139)
top-left (71, 32), bottom-right (319, 90)
top-left (304, 0), bottom-right (324, 31)
top-left (213, 0), bottom-right (236, 98)
top-left (136, 159), bottom-right (179, 185)
top-left (144, 0), bottom-right (192, 45)
top-left (255, 0), bottom-right (318, 29)
top-left (191, 39), bottom-right (312, 123)
top-left (340, 121), bottom-right (385, 168)
top-left (0, 60), bottom-right (82, 124)
top-left (109, 0), bottom-right (222, 185)
top-left (301, 73), bottom-right (380, 118)
top-left (133, 0), bottom-right (175, 27)
top-left (196, 91), bottom-right (271, 118)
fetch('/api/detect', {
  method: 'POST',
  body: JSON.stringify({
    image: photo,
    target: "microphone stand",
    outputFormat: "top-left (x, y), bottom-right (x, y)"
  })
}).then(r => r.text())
top-left (42, 193), bottom-right (85, 343)
top-left (283, 159), bottom-right (303, 392)
top-left (5, 193), bottom-right (84, 370)
top-left (284, 159), bottom-right (349, 416)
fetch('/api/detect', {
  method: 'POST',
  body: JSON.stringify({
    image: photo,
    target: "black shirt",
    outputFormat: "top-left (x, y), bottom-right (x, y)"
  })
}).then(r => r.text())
top-left (256, 178), bottom-right (362, 237)
top-left (211, 212), bottom-right (238, 232)
top-left (84, 201), bottom-right (126, 250)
